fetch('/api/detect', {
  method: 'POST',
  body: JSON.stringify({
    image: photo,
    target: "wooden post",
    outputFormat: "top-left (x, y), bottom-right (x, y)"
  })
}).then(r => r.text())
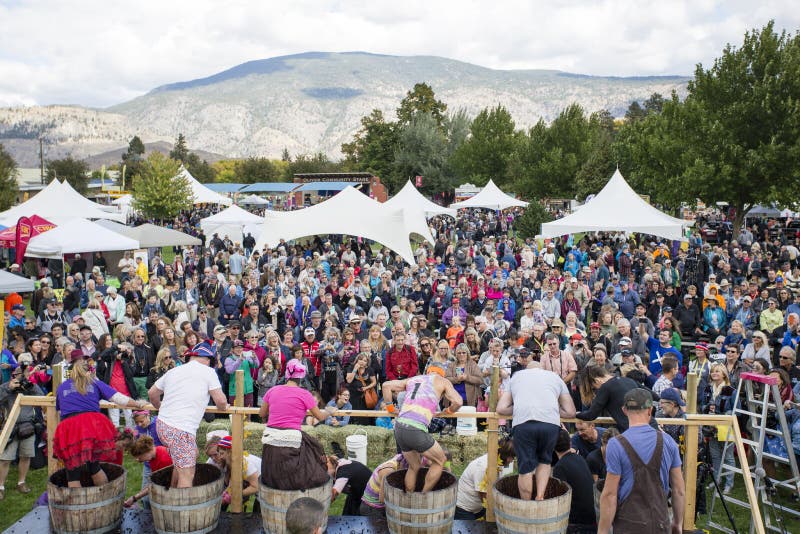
top-left (0, 395), bottom-right (22, 452)
top-left (731, 414), bottom-right (765, 534)
top-left (230, 369), bottom-right (245, 513)
top-left (682, 372), bottom-right (699, 531)
top-left (485, 365), bottom-right (500, 523)
top-left (47, 365), bottom-right (63, 475)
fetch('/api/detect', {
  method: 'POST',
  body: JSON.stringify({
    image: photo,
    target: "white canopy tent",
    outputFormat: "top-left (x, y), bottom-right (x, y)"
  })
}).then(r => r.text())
top-left (95, 220), bottom-right (201, 248)
top-left (238, 194), bottom-right (269, 206)
top-left (179, 167), bottom-right (232, 206)
top-left (0, 179), bottom-right (126, 226)
top-left (25, 218), bottom-right (140, 259)
top-left (200, 204), bottom-right (264, 237)
top-left (449, 179), bottom-right (529, 210)
top-left (255, 187), bottom-right (420, 265)
top-left (540, 169), bottom-right (688, 241)
top-left (0, 270), bottom-right (35, 293)
top-left (385, 181), bottom-right (458, 219)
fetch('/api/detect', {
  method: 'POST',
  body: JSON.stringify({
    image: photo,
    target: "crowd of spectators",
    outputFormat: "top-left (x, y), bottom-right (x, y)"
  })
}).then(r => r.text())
top-left (4, 204), bottom-right (800, 521)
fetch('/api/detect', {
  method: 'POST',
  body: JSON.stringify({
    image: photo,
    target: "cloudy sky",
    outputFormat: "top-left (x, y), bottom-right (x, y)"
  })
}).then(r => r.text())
top-left (1, 0), bottom-right (797, 108)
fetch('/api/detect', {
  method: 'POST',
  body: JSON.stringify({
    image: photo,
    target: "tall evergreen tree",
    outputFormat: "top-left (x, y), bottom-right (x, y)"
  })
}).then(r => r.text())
top-left (0, 143), bottom-right (19, 211)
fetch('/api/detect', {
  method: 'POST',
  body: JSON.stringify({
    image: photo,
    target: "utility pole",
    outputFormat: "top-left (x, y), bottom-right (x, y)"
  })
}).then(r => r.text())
top-left (39, 137), bottom-right (45, 184)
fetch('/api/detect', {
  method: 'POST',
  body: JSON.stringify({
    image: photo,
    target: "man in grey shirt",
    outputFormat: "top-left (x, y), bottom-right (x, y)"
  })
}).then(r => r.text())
top-left (497, 361), bottom-right (576, 501)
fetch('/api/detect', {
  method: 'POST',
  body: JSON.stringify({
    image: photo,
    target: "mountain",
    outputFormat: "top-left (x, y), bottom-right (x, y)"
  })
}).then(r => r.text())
top-left (0, 52), bottom-right (688, 167)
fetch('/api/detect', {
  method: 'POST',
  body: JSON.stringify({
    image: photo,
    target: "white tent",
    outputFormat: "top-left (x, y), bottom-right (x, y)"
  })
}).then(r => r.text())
top-left (0, 270), bottom-right (35, 293)
top-left (385, 181), bottom-right (458, 218)
top-left (449, 179), bottom-right (529, 210)
top-left (0, 179), bottom-right (126, 226)
top-left (254, 187), bottom-right (420, 265)
top-left (25, 218), bottom-right (140, 259)
top-left (200, 204), bottom-right (264, 245)
top-left (540, 169), bottom-right (687, 241)
top-left (239, 194), bottom-right (269, 206)
top-left (95, 220), bottom-right (201, 248)
top-left (179, 167), bottom-right (232, 206)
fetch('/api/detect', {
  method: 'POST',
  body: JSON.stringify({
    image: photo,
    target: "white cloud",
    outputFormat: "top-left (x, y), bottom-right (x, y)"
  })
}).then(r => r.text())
top-left (0, 0), bottom-right (797, 107)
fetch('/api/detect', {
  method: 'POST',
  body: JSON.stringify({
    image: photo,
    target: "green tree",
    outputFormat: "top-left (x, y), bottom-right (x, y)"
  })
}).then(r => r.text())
top-left (283, 153), bottom-right (343, 181)
top-left (624, 101), bottom-right (647, 123)
top-left (515, 201), bottom-right (554, 239)
top-left (643, 93), bottom-right (665, 115)
top-left (575, 131), bottom-right (616, 201)
top-left (169, 133), bottom-right (189, 163)
top-left (396, 83), bottom-right (447, 128)
top-left (341, 109), bottom-right (399, 183)
top-left (213, 160), bottom-right (238, 183)
top-left (616, 22), bottom-right (800, 236)
top-left (121, 136), bottom-right (146, 188)
top-left (185, 152), bottom-right (216, 183)
top-left (132, 153), bottom-right (192, 220)
top-left (235, 157), bottom-right (281, 183)
top-left (45, 156), bottom-right (89, 194)
top-left (281, 148), bottom-right (291, 162)
top-left (0, 143), bottom-right (19, 211)
top-left (511, 104), bottom-right (593, 200)
top-left (392, 112), bottom-right (464, 195)
top-left (451, 105), bottom-right (517, 186)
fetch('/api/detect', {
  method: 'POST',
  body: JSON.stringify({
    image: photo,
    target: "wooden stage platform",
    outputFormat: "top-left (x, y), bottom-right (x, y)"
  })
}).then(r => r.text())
top-left (3, 506), bottom-right (497, 533)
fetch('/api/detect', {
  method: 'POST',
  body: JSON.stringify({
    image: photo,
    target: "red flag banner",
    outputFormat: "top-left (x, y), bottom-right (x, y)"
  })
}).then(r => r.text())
top-left (15, 216), bottom-right (33, 265)
top-left (415, 175), bottom-right (423, 187)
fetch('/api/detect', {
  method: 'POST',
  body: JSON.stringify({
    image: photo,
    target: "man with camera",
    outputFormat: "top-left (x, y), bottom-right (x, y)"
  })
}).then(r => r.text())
top-left (96, 342), bottom-right (139, 430)
top-left (0, 364), bottom-right (45, 499)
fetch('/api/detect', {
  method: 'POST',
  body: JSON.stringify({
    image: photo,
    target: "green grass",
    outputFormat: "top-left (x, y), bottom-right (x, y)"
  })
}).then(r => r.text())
top-left (0, 455), bottom-right (143, 532)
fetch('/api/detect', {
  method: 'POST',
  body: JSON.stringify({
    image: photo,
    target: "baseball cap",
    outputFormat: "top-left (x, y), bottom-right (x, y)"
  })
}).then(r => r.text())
top-left (373, 296), bottom-right (382, 302)
top-left (659, 388), bottom-right (686, 406)
top-left (619, 336), bottom-right (632, 346)
top-left (695, 341), bottom-right (709, 352)
top-left (304, 327), bottom-right (316, 336)
top-left (776, 276), bottom-right (784, 283)
top-left (590, 322), bottom-right (600, 329)
top-left (213, 325), bottom-right (227, 335)
top-left (620, 348), bottom-right (634, 356)
top-left (233, 339), bottom-right (244, 347)
top-left (11, 304), bottom-right (25, 311)
top-left (310, 310), bottom-right (322, 318)
top-left (570, 333), bottom-right (583, 341)
top-left (743, 296), bottom-right (753, 302)
top-left (624, 388), bottom-right (654, 410)
top-left (663, 306), bottom-right (673, 313)
top-left (452, 297), bottom-right (460, 304)
top-left (683, 294), bottom-right (693, 300)
top-left (217, 436), bottom-right (233, 449)
top-left (227, 320), bottom-right (241, 328)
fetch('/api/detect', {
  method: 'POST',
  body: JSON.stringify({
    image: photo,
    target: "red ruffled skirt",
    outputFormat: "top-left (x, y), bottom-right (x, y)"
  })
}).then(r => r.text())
top-left (53, 412), bottom-right (118, 470)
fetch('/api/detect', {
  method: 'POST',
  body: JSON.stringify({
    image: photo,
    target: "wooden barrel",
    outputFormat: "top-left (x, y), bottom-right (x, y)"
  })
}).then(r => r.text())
top-left (48, 462), bottom-right (126, 534)
top-left (149, 464), bottom-right (224, 534)
top-left (258, 478), bottom-right (332, 534)
top-left (493, 474), bottom-right (572, 534)
top-left (383, 468), bottom-right (457, 534)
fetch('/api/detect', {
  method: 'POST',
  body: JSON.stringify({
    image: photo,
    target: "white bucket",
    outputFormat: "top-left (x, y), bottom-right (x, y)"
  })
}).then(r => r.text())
top-left (456, 406), bottom-right (478, 436)
top-left (346, 430), bottom-right (368, 465)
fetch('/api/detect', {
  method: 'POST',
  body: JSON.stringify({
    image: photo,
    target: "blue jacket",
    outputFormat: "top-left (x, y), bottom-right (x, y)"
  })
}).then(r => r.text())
top-left (218, 293), bottom-right (241, 324)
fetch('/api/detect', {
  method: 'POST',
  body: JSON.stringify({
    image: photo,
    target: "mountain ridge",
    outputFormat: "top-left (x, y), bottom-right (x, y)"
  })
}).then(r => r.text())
top-left (0, 51), bottom-right (689, 167)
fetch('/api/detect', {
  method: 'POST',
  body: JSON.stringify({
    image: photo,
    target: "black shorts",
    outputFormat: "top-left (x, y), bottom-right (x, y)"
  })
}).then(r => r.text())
top-left (512, 420), bottom-right (560, 474)
top-left (394, 422), bottom-right (435, 453)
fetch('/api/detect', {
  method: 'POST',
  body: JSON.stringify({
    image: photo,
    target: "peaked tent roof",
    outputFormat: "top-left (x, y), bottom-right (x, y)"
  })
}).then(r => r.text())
top-left (0, 214), bottom-right (56, 247)
top-left (238, 194), bottom-right (269, 206)
top-left (540, 169), bottom-right (687, 241)
top-left (95, 220), bottom-right (201, 248)
top-left (199, 204), bottom-right (264, 235)
top-left (385, 181), bottom-right (458, 219)
top-left (179, 167), bottom-right (232, 206)
top-left (0, 269), bottom-right (35, 294)
top-left (254, 187), bottom-right (420, 264)
top-left (0, 179), bottom-right (126, 225)
top-left (25, 218), bottom-right (140, 259)
top-left (449, 179), bottom-right (529, 210)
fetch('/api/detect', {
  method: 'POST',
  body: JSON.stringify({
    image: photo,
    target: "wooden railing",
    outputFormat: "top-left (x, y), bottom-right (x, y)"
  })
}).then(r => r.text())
top-left (0, 368), bottom-right (764, 533)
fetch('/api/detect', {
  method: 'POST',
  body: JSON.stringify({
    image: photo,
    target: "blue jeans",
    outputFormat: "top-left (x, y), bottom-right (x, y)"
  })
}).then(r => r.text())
top-left (140, 462), bottom-right (152, 510)
top-left (708, 439), bottom-right (734, 489)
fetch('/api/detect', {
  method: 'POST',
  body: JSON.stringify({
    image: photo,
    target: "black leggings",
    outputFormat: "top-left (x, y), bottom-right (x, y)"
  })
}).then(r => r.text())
top-left (67, 461), bottom-right (102, 482)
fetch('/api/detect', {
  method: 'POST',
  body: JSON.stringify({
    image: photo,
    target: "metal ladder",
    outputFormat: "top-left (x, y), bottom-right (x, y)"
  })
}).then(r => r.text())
top-left (707, 372), bottom-right (800, 533)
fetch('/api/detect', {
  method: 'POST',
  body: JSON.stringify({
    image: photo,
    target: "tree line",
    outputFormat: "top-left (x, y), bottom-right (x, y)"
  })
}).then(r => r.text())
top-left (1, 21), bottom-right (798, 233)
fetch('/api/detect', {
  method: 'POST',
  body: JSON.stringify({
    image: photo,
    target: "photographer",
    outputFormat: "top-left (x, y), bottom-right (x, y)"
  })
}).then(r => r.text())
top-left (0, 364), bottom-right (45, 499)
top-left (700, 362), bottom-right (735, 494)
top-left (96, 342), bottom-right (139, 430)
